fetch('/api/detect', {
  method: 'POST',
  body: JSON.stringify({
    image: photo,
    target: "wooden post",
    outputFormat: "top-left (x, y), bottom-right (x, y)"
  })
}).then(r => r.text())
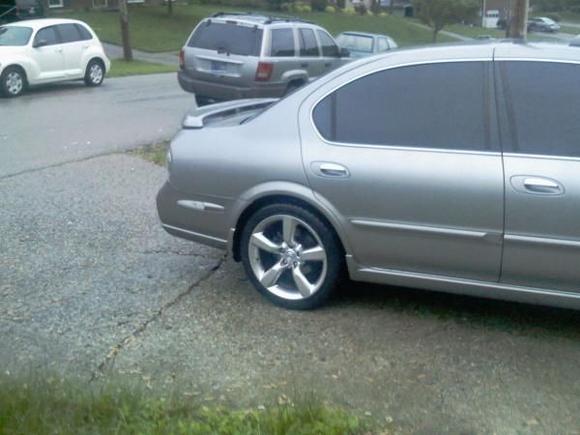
top-left (119, 0), bottom-right (133, 61)
top-left (507, 0), bottom-right (529, 39)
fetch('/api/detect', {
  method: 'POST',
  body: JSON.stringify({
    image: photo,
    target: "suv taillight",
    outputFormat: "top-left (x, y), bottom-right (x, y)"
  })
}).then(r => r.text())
top-left (179, 49), bottom-right (185, 69)
top-left (255, 62), bottom-right (273, 81)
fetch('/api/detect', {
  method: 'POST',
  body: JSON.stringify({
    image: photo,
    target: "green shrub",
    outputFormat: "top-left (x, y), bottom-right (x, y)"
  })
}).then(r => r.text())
top-left (354, 2), bottom-right (367, 15)
top-left (343, 6), bottom-right (356, 14)
top-left (325, 4), bottom-right (336, 12)
top-left (311, 0), bottom-right (328, 11)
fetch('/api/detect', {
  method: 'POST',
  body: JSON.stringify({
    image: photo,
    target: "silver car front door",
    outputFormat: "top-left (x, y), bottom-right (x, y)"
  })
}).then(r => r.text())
top-left (300, 59), bottom-right (504, 282)
top-left (497, 59), bottom-right (580, 293)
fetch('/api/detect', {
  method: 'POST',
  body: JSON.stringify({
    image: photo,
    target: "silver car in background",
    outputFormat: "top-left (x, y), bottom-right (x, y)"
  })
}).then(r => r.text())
top-left (336, 31), bottom-right (398, 58)
top-left (159, 42), bottom-right (580, 311)
top-left (178, 12), bottom-right (349, 106)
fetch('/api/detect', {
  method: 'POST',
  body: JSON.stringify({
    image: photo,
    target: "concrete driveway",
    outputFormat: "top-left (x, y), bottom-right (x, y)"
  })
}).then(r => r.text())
top-left (1, 74), bottom-right (580, 434)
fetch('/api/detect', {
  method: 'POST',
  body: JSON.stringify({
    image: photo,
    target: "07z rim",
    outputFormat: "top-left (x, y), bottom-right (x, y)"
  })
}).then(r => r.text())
top-left (89, 63), bottom-right (103, 84)
top-left (248, 214), bottom-right (328, 301)
top-left (6, 71), bottom-right (23, 95)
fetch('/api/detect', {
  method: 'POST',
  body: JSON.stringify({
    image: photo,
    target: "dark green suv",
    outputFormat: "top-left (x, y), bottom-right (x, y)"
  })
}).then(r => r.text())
top-left (0, 0), bottom-right (44, 24)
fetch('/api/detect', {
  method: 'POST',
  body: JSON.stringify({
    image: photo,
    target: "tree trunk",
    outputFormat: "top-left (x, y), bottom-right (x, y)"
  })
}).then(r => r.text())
top-left (119, 0), bottom-right (133, 61)
top-left (433, 28), bottom-right (438, 42)
top-left (167, 0), bottom-right (173, 15)
top-left (507, 0), bottom-right (528, 38)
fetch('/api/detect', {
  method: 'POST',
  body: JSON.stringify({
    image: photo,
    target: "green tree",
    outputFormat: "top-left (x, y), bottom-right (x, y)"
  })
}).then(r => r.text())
top-left (414, 0), bottom-right (479, 42)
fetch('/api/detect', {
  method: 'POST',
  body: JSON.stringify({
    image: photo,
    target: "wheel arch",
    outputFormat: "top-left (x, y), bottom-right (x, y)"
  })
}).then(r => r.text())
top-left (230, 185), bottom-right (351, 262)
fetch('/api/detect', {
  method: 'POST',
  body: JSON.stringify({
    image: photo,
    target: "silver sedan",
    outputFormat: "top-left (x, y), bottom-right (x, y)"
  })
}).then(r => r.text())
top-left (158, 42), bottom-right (580, 310)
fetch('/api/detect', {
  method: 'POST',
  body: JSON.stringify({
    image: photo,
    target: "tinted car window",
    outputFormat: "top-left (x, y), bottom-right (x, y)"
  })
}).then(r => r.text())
top-left (313, 62), bottom-right (491, 151)
top-left (317, 30), bottom-right (339, 57)
top-left (75, 23), bottom-right (93, 41)
top-left (298, 28), bottom-right (318, 57)
top-left (0, 26), bottom-right (32, 46)
top-left (188, 21), bottom-right (263, 56)
top-left (500, 61), bottom-right (580, 157)
top-left (58, 23), bottom-right (81, 43)
top-left (270, 28), bottom-right (294, 57)
top-left (34, 26), bottom-right (59, 46)
top-left (336, 33), bottom-right (373, 53)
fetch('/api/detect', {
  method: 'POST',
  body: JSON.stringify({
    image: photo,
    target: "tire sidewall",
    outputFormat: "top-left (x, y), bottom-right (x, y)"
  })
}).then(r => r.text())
top-left (1, 67), bottom-right (26, 98)
top-left (240, 203), bottom-right (343, 310)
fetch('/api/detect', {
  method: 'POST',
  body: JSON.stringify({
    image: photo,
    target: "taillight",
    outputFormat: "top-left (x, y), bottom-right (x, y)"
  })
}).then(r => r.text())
top-left (255, 62), bottom-right (273, 81)
top-left (178, 49), bottom-right (185, 69)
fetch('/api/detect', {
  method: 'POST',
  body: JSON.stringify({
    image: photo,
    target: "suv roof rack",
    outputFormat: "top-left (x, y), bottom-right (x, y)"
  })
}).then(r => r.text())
top-left (210, 11), bottom-right (312, 25)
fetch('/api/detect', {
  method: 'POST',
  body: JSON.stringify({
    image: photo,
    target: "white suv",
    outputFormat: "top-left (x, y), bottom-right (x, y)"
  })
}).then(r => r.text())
top-left (0, 18), bottom-right (110, 97)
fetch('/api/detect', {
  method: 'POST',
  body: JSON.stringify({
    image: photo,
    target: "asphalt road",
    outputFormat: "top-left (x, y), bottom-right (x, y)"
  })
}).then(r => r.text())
top-left (1, 74), bottom-right (580, 434)
top-left (0, 73), bottom-right (193, 178)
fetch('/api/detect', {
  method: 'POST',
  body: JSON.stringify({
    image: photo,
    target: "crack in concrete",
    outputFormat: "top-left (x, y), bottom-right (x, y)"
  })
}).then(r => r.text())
top-left (89, 254), bottom-right (226, 382)
top-left (0, 142), bottom-right (158, 181)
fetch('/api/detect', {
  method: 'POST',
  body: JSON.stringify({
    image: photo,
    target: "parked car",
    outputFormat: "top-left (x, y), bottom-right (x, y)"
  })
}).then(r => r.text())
top-left (570, 34), bottom-right (580, 47)
top-left (0, 0), bottom-right (44, 24)
top-left (178, 12), bottom-right (350, 106)
top-left (158, 42), bottom-right (580, 311)
top-left (0, 18), bottom-right (110, 97)
top-left (335, 31), bottom-right (397, 58)
top-left (527, 16), bottom-right (561, 33)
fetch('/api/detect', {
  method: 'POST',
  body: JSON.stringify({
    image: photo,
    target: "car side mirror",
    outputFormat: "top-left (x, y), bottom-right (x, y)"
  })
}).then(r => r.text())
top-left (33, 39), bottom-right (48, 48)
top-left (340, 47), bottom-right (350, 58)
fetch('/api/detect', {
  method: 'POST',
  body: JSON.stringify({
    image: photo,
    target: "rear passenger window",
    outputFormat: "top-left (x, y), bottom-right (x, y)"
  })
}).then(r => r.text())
top-left (377, 38), bottom-right (389, 52)
top-left (270, 28), bottom-right (294, 57)
top-left (34, 26), bottom-right (59, 46)
top-left (299, 28), bottom-right (318, 57)
top-left (313, 62), bottom-right (492, 151)
top-left (317, 30), bottom-right (339, 57)
top-left (58, 24), bottom-right (81, 43)
top-left (500, 61), bottom-right (580, 157)
top-left (75, 24), bottom-right (93, 41)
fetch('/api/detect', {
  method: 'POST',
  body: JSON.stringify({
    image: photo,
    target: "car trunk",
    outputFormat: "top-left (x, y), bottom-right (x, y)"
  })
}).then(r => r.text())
top-left (184, 20), bottom-right (263, 86)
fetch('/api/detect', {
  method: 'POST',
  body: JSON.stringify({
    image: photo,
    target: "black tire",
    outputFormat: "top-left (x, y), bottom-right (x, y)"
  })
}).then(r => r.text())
top-left (84, 59), bottom-right (105, 87)
top-left (195, 94), bottom-right (215, 107)
top-left (1, 66), bottom-right (26, 98)
top-left (240, 203), bottom-right (343, 310)
top-left (284, 80), bottom-right (304, 96)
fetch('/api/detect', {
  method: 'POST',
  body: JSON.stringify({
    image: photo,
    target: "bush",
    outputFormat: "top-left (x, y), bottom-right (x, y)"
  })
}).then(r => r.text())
top-left (311, 0), bottom-right (328, 11)
top-left (325, 4), bottom-right (336, 12)
top-left (354, 2), bottom-right (367, 14)
top-left (379, 11), bottom-right (388, 16)
top-left (343, 6), bottom-right (356, 14)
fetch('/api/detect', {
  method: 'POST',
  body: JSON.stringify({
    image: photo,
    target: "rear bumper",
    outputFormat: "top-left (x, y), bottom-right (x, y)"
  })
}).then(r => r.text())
top-left (156, 180), bottom-right (230, 249)
top-left (178, 70), bottom-right (286, 100)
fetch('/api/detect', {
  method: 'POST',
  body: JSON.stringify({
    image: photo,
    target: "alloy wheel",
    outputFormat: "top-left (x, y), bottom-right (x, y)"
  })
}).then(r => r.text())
top-left (89, 63), bottom-right (103, 84)
top-left (248, 214), bottom-right (328, 301)
top-left (5, 72), bottom-right (23, 96)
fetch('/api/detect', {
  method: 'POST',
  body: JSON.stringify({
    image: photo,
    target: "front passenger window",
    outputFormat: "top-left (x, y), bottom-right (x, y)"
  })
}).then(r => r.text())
top-left (34, 26), bottom-right (59, 46)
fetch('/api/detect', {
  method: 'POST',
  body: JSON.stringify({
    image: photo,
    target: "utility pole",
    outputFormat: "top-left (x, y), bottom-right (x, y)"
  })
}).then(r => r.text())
top-left (507, 0), bottom-right (529, 39)
top-left (119, 0), bottom-right (133, 61)
top-left (481, 0), bottom-right (486, 27)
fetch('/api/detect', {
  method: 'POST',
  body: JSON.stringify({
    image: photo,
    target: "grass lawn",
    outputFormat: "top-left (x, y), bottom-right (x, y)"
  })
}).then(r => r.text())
top-left (58, 4), bottom-right (453, 52)
top-left (446, 23), bottom-right (505, 39)
top-left (0, 375), bottom-right (369, 434)
top-left (108, 59), bottom-right (177, 77)
top-left (559, 25), bottom-right (580, 35)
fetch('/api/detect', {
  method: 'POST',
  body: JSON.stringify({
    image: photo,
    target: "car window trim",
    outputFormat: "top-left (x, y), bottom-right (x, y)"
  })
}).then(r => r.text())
top-left (495, 58), bottom-right (580, 160)
top-left (308, 58), bottom-right (499, 156)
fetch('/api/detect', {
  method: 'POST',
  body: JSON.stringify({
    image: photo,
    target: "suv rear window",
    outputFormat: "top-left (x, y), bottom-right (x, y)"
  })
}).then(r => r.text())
top-left (188, 21), bottom-right (263, 56)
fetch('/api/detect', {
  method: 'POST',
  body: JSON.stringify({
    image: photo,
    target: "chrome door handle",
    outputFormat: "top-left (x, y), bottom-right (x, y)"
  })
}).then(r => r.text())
top-left (523, 177), bottom-right (561, 194)
top-left (318, 162), bottom-right (349, 177)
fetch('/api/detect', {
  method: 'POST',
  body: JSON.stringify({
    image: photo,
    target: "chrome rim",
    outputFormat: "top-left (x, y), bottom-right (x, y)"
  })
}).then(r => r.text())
top-left (5, 72), bottom-right (23, 95)
top-left (89, 64), bottom-right (103, 84)
top-left (248, 214), bottom-right (327, 301)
